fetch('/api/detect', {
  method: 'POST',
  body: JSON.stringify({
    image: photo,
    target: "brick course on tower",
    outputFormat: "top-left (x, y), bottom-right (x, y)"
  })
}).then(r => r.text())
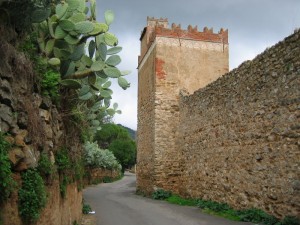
top-left (137, 17), bottom-right (229, 194)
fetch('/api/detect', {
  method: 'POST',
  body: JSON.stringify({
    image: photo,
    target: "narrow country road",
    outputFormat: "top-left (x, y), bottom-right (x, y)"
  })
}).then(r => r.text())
top-left (83, 172), bottom-right (251, 225)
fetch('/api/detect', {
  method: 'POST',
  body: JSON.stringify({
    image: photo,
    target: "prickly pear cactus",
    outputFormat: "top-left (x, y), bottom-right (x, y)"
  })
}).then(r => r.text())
top-left (34, 0), bottom-right (130, 93)
top-left (33, 0), bottom-right (130, 134)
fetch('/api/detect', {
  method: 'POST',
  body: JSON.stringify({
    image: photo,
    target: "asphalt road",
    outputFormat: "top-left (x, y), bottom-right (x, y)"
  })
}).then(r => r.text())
top-left (83, 172), bottom-right (251, 225)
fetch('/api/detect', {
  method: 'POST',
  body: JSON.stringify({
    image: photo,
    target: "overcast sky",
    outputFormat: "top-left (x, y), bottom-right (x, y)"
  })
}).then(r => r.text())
top-left (96, 0), bottom-right (300, 130)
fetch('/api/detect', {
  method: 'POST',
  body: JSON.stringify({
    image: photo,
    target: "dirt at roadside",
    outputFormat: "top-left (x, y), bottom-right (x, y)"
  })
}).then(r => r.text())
top-left (81, 214), bottom-right (96, 225)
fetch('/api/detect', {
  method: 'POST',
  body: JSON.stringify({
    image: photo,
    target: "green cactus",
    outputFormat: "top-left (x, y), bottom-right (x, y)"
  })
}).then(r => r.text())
top-left (118, 77), bottom-right (131, 90)
top-left (67, 0), bottom-right (80, 11)
top-left (104, 67), bottom-right (121, 78)
top-left (59, 19), bottom-right (75, 31)
top-left (75, 21), bottom-right (94, 34)
top-left (56, 3), bottom-right (69, 19)
top-left (48, 58), bottom-right (61, 66)
top-left (104, 10), bottom-right (114, 26)
top-left (55, 25), bottom-right (68, 39)
top-left (69, 13), bottom-right (86, 23)
top-left (34, 0), bottom-right (131, 137)
top-left (60, 79), bottom-right (82, 89)
top-left (104, 33), bottom-right (118, 46)
top-left (90, 60), bottom-right (105, 72)
top-left (106, 55), bottom-right (121, 66)
top-left (107, 46), bottom-right (122, 55)
top-left (31, 8), bottom-right (51, 23)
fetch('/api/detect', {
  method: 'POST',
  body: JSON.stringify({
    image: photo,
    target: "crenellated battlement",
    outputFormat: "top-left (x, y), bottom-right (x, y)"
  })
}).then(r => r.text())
top-left (147, 16), bottom-right (169, 28)
top-left (141, 17), bottom-right (228, 44)
top-left (139, 17), bottom-right (228, 66)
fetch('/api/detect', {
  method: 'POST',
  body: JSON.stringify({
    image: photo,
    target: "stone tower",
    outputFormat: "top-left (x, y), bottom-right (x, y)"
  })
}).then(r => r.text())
top-left (137, 17), bottom-right (229, 194)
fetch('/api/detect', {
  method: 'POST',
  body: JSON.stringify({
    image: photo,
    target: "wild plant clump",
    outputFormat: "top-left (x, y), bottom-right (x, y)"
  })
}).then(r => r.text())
top-left (18, 169), bottom-right (47, 223)
top-left (0, 133), bottom-right (14, 203)
top-left (152, 189), bottom-right (172, 200)
top-left (83, 141), bottom-right (121, 170)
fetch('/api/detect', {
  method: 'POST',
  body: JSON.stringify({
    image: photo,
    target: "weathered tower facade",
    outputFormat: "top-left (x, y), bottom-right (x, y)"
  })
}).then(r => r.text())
top-left (137, 17), bottom-right (229, 194)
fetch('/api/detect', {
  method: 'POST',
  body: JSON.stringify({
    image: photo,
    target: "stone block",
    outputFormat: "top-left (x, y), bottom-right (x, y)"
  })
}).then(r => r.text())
top-left (8, 147), bottom-right (25, 165)
top-left (22, 145), bottom-right (38, 168)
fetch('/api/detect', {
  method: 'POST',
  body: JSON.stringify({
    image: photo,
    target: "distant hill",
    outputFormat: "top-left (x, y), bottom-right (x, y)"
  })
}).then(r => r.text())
top-left (118, 124), bottom-right (136, 140)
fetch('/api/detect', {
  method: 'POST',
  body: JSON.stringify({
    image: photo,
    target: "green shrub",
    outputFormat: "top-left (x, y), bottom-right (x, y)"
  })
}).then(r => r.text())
top-left (37, 153), bottom-right (54, 178)
top-left (194, 198), bottom-right (239, 221)
top-left (136, 189), bottom-right (147, 197)
top-left (150, 190), bottom-right (299, 225)
top-left (82, 203), bottom-right (92, 214)
top-left (18, 169), bottom-right (47, 223)
top-left (74, 159), bottom-right (85, 181)
top-left (152, 189), bottom-right (172, 200)
top-left (197, 199), bottom-right (231, 212)
top-left (41, 70), bottom-right (60, 103)
top-left (108, 139), bottom-right (136, 173)
top-left (95, 123), bottom-right (137, 172)
top-left (19, 33), bottom-right (60, 104)
top-left (167, 195), bottom-right (198, 206)
top-left (0, 133), bottom-right (14, 203)
top-left (18, 32), bottom-right (48, 75)
top-left (103, 176), bottom-right (113, 183)
top-left (60, 175), bottom-right (69, 198)
top-left (83, 141), bottom-right (121, 170)
top-left (74, 159), bottom-right (85, 190)
top-left (55, 148), bottom-right (71, 172)
top-left (237, 208), bottom-right (279, 224)
top-left (280, 216), bottom-right (300, 225)
top-left (91, 178), bottom-right (102, 185)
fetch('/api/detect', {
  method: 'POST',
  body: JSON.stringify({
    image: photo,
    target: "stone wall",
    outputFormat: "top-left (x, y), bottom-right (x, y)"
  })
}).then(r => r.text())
top-left (178, 30), bottom-right (300, 218)
top-left (2, 180), bottom-right (82, 225)
top-left (85, 168), bottom-right (121, 185)
top-left (0, 24), bottom-right (82, 225)
top-left (136, 43), bottom-right (156, 194)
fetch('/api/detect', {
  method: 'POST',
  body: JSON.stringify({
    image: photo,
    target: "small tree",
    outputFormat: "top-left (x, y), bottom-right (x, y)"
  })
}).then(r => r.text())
top-left (94, 123), bottom-right (136, 172)
top-left (94, 123), bottom-right (129, 148)
top-left (108, 139), bottom-right (136, 173)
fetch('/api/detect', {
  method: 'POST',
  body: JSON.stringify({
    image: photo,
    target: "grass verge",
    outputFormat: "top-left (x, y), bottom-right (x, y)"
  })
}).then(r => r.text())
top-left (151, 190), bottom-right (300, 225)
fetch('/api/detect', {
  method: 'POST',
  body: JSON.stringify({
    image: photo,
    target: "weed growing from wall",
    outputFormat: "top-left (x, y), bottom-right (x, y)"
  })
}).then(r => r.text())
top-left (37, 153), bottom-right (54, 178)
top-left (60, 175), bottom-right (69, 198)
top-left (74, 159), bottom-right (85, 191)
top-left (82, 203), bottom-right (92, 214)
top-left (55, 148), bottom-right (72, 198)
top-left (19, 33), bottom-right (61, 103)
top-left (41, 70), bottom-right (61, 103)
top-left (0, 133), bottom-right (15, 204)
top-left (18, 169), bottom-right (47, 223)
top-left (55, 147), bottom-right (71, 173)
